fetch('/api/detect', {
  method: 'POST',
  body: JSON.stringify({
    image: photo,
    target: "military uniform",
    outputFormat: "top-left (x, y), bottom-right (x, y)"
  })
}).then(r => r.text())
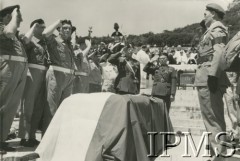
top-left (223, 72), bottom-right (239, 139)
top-left (43, 35), bottom-right (75, 133)
top-left (144, 63), bottom-right (177, 112)
top-left (222, 31), bottom-right (240, 139)
top-left (236, 73), bottom-right (240, 139)
top-left (88, 60), bottom-right (102, 93)
top-left (108, 52), bottom-right (140, 94)
top-left (73, 50), bottom-right (90, 94)
top-left (18, 36), bottom-right (48, 141)
top-left (0, 27), bottom-right (28, 142)
top-left (194, 17), bottom-right (230, 156)
top-left (237, 75), bottom-right (240, 125)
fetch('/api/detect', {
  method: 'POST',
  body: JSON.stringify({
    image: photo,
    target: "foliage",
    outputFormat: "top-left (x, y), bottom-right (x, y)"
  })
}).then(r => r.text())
top-left (77, 1), bottom-right (240, 47)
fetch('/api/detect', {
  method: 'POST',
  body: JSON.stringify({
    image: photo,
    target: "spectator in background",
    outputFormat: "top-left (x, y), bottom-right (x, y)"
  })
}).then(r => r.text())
top-left (191, 47), bottom-right (198, 60)
top-left (100, 46), bottom-right (119, 92)
top-left (174, 50), bottom-right (188, 65)
top-left (186, 48), bottom-right (197, 64)
top-left (135, 45), bottom-right (150, 89)
top-left (168, 50), bottom-right (177, 64)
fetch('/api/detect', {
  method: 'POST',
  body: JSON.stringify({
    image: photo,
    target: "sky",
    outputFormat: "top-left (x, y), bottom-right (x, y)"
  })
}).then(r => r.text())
top-left (0, 0), bottom-right (233, 37)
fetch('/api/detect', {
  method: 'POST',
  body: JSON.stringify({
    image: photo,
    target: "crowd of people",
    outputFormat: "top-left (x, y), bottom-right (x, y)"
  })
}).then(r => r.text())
top-left (0, 3), bottom-right (239, 161)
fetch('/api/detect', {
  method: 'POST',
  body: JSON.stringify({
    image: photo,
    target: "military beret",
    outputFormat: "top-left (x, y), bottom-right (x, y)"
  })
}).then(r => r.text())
top-left (206, 3), bottom-right (225, 15)
top-left (0, 5), bottom-right (20, 18)
top-left (30, 19), bottom-right (45, 28)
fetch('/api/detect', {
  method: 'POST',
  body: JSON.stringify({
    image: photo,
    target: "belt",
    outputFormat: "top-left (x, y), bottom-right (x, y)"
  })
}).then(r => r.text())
top-left (153, 82), bottom-right (171, 85)
top-left (49, 65), bottom-right (74, 74)
top-left (74, 71), bottom-right (88, 76)
top-left (197, 54), bottom-right (213, 64)
top-left (1, 55), bottom-right (27, 63)
top-left (28, 63), bottom-right (48, 70)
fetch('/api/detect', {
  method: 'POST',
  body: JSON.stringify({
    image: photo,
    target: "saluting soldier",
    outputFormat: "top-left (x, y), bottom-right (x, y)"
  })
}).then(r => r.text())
top-left (143, 53), bottom-right (177, 113)
top-left (18, 19), bottom-right (48, 147)
top-left (42, 20), bottom-right (76, 133)
top-left (0, 5), bottom-right (28, 152)
top-left (73, 40), bottom-right (91, 94)
top-left (194, 4), bottom-right (230, 161)
top-left (108, 44), bottom-right (140, 94)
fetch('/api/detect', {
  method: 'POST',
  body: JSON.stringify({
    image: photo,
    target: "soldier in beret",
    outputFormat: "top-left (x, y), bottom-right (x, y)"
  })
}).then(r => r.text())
top-left (194, 3), bottom-right (230, 160)
top-left (0, 5), bottom-right (27, 152)
top-left (73, 39), bottom-right (92, 94)
top-left (18, 19), bottom-right (48, 147)
top-left (143, 53), bottom-right (177, 113)
top-left (42, 19), bottom-right (76, 133)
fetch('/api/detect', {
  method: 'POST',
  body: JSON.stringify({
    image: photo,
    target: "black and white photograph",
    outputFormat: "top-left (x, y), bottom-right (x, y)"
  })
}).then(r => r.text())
top-left (0, 0), bottom-right (239, 160)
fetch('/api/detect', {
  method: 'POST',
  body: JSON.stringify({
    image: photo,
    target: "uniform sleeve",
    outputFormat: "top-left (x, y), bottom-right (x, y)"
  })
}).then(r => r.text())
top-left (45, 34), bottom-right (57, 46)
top-left (208, 27), bottom-right (228, 78)
top-left (210, 27), bottom-right (228, 45)
top-left (0, 23), bottom-right (4, 35)
top-left (143, 62), bottom-right (157, 75)
top-left (108, 52), bottom-right (122, 66)
top-left (136, 63), bottom-right (141, 94)
top-left (171, 68), bottom-right (177, 95)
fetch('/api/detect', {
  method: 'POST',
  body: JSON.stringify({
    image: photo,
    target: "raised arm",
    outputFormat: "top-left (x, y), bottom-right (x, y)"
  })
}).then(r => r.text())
top-left (4, 8), bottom-right (22, 38)
top-left (82, 39), bottom-right (92, 57)
top-left (22, 23), bottom-right (38, 44)
top-left (108, 51), bottom-right (122, 65)
top-left (42, 20), bottom-right (62, 38)
top-left (143, 56), bottom-right (158, 75)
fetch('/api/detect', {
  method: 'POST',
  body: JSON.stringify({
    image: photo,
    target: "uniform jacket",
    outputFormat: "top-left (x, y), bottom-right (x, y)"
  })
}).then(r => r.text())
top-left (194, 21), bottom-right (230, 87)
top-left (221, 31), bottom-right (240, 72)
top-left (237, 73), bottom-right (240, 95)
top-left (108, 52), bottom-right (140, 94)
top-left (143, 62), bottom-right (177, 96)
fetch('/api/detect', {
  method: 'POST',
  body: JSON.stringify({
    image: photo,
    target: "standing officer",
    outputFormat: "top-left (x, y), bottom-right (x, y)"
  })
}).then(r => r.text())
top-left (143, 53), bottom-right (177, 113)
top-left (194, 3), bottom-right (230, 161)
top-left (0, 5), bottom-right (28, 152)
top-left (108, 44), bottom-right (140, 94)
top-left (42, 20), bottom-right (76, 133)
top-left (73, 40), bottom-right (91, 94)
top-left (18, 19), bottom-right (48, 147)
